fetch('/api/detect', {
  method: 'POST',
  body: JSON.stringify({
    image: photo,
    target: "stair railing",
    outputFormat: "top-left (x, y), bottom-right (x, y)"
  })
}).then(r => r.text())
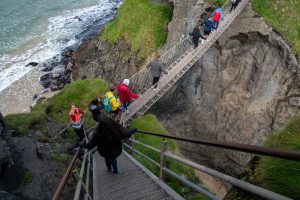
top-left (123, 130), bottom-right (300, 200)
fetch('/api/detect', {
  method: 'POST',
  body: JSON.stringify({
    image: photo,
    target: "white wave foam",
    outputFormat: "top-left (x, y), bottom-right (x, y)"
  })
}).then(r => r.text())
top-left (0, 0), bottom-right (122, 92)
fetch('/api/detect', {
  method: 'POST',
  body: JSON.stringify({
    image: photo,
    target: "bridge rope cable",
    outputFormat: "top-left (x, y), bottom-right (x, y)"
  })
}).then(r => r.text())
top-left (120, 0), bottom-right (248, 125)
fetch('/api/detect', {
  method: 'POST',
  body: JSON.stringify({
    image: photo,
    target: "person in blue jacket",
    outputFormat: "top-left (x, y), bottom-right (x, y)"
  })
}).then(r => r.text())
top-left (212, 7), bottom-right (224, 29)
top-left (202, 16), bottom-right (216, 36)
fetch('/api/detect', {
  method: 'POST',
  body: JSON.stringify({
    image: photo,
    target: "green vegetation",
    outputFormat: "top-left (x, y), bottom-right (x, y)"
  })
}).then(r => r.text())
top-left (129, 114), bottom-right (207, 199)
top-left (4, 79), bottom-right (108, 136)
top-left (51, 154), bottom-right (68, 164)
top-left (100, 0), bottom-right (172, 58)
top-left (208, 0), bottom-right (227, 6)
top-left (255, 115), bottom-right (300, 199)
top-left (252, 0), bottom-right (300, 55)
top-left (20, 170), bottom-right (33, 186)
top-left (4, 101), bottom-right (48, 136)
top-left (47, 79), bottom-right (108, 128)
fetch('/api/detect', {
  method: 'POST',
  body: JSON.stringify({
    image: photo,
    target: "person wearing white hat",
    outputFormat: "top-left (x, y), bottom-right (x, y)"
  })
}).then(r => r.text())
top-left (116, 79), bottom-right (139, 113)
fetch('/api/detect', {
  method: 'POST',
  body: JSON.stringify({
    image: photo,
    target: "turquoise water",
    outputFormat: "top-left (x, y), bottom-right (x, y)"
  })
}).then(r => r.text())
top-left (0, 0), bottom-right (121, 91)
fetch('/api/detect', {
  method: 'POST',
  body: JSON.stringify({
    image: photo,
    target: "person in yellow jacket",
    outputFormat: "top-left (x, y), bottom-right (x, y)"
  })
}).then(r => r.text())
top-left (105, 86), bottom-right (122, 115)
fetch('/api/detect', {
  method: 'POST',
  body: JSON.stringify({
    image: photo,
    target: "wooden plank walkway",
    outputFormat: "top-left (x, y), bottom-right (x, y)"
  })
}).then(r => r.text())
top-left (93, 151), bottom-right (184, 200)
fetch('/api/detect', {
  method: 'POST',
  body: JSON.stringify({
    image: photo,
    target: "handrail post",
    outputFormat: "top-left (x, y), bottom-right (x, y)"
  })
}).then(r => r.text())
top-left (131, 135), bottom-right (135, 158)
top-left (159, 139), bottom-right (167, 181)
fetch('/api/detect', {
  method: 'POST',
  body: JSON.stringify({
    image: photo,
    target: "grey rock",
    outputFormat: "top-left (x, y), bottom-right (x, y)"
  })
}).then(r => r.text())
top-left (36, 142), bottom-right (51, 161)
top-left (0, 139), bottom-right (13, 174)
top-left (0, 190), bottom-right (20, 200)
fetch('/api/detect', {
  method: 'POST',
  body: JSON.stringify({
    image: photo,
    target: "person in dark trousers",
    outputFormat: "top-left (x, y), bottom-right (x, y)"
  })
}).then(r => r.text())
top-left (88, 97), bottom-right (104, 122)
top-left (202, 16), bottom-right (216, 36)
top-left (80, 112), bottom-right (137, 174)
top-left (189, 27), bottom-right (206, 48)
top-left (147, 54), bottom-right (168, 89)
top-left (230, 0), bottom-right (241, 13)
top-left (69, 103), bottom-right (85, 141)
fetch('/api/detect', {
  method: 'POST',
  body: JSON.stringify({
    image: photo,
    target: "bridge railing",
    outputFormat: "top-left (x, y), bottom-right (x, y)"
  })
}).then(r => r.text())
top-left (52, 128), bottom-right (94, 200)
top-left (123, 130), bottom-right (300, 200)
top-left (126, 0), bottom-right (232, 96)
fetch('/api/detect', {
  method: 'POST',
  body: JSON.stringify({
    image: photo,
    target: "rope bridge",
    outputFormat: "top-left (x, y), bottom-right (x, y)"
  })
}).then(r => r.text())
top-left (120, 0), bottom-right (249, 125)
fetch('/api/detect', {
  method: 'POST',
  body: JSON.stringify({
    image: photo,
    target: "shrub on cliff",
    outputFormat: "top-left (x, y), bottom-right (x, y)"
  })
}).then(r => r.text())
top-left (99, 0), bottom-right (172, 58)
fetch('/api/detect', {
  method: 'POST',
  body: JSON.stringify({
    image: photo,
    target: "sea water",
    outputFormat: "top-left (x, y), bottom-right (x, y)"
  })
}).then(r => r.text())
top-left (0, 0), bottom-right (122, 92)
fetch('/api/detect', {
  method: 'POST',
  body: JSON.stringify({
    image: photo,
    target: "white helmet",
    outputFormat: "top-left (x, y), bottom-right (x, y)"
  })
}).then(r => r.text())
top-left (123, 79), bottom-right (130, 86)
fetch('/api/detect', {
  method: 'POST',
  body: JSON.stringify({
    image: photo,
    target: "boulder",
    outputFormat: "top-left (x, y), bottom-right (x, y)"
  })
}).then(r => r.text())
top-left (25, 62), bottom-right (39, 67)
top-left (36, 142), bottom-right (51, 161)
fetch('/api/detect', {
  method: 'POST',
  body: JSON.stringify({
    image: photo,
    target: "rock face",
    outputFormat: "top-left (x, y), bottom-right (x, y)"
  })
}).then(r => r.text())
top-left (0, 118), bottom-right (73, 200)
top-left (73, 37), bottom-right (145, 84)
top-left (151, 2), bottom-right (300, 175)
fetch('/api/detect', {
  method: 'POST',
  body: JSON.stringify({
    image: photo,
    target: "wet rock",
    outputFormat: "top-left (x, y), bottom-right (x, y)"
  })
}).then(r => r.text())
top-left (36, 142), bottom-right (51, 161)
top-left (0, 139), bottom-right (13, 174)
top-left (74, 16), bottom-right (82, 21)
top-left (39, 73), bottom-right (52, 81)
top-left (0, 190), bottom-right (20, 200)
top-left (41, 65), bottom-right (54, 72)
top-left (25, 62), bottom-right (39, 67)
top-left (33, 94), bottom-right (38, 99)
top-left (52, 73), bottom-right (61, 79)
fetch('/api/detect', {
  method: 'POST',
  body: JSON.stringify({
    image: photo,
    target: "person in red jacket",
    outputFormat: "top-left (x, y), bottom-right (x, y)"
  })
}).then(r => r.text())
top-left (116, 79), bottom-right (139, 113)
top-left (69, 103), bottom-right (85, 141)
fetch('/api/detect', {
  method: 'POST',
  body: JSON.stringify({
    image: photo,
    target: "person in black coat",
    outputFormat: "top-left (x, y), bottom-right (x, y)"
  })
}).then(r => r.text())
top-left (88, 97), bottom-right (104, 122)
top-left (189, 27), bottom-right (206, 48)
top-left (80, 112), bottom-right (136, 174)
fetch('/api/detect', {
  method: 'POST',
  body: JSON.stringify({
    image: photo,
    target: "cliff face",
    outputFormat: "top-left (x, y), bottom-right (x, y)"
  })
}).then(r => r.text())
top-left (152, 2), bottom-right (300, 175)
top-left (73, 38), bottom-right (145, 84)
top-left (73, 0), bottom-right (300, 176)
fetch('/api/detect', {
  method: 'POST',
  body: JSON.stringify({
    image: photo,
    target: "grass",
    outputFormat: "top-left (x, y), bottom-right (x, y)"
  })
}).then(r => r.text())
top-left (4, 79), bottom-right (109, 137)
top-left (129, 114), bottom-right (207, 199)
top-left (51, 154), bottom-right (68, 164)
top-left (252, 0), bottom-right (300, 55)
top-left (20, 170), bottom-right (33, 186)
top-left (99, 0), bottom-right (172, 58)
top-left (47, 79), bottom-right (108, 129)
top-left (255, 115), bottom-right (300, 199)
top-left (4, 100), bottom-right (48, 136)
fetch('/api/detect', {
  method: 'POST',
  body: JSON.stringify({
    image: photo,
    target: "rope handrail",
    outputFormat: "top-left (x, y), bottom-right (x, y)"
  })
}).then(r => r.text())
top-left (135, 130), bottom-right (300, 161)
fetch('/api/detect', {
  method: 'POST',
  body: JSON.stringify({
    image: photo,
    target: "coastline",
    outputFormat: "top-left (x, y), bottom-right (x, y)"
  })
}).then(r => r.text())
top-left (0, 1), bottom-right (122, 116)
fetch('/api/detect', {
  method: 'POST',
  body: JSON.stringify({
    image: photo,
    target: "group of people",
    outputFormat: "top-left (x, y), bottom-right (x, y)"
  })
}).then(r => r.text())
top-left (189, 0), bottom-right (241, 48)
top-left (68, 78), bottom-right (142, 174)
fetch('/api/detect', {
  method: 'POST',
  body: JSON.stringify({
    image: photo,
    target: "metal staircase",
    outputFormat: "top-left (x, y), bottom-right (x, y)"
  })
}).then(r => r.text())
top-left (120, 0), bottom-right (249, 125)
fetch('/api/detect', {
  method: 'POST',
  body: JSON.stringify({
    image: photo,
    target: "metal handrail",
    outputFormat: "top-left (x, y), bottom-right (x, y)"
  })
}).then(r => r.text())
top-left (52, 149), bottom-right (80, 200)
top-left (126, 135), bottom-right (294, 200)
top-left (52, 127), bottom-right (94, 200)
top-left (135, 130), bottom-right (300, 161)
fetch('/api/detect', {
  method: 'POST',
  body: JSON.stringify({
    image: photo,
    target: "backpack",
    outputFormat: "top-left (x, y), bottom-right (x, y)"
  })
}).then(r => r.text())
top-left (213, 11), bottom-right (221, 21)
top-left (103, 96), bottom-right (114, 112)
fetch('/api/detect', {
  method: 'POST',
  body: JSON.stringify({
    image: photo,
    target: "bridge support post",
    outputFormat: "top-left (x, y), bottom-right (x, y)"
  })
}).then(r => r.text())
top-left (159, 139), bottom-right (167, 181)
top-left (131, 135), bottom-right (135, 158)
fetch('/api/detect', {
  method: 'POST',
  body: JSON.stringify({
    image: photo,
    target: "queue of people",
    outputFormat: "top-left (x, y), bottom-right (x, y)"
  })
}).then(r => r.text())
top-left (189, 1), bottom-right (243, 49)
top-left (68, 78), bottom-right (140, 174)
